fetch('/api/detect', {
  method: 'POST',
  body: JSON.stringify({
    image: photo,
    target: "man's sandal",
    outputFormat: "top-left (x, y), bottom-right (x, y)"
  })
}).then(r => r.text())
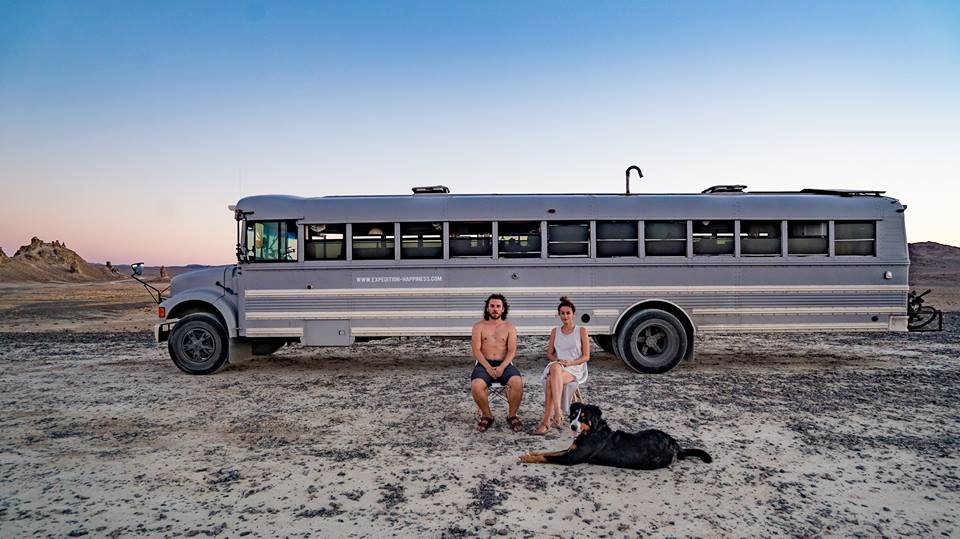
top-left (476, 416), bottom-right (494, 433)
top-left (532, 423), bottom-right (550, 436)
top-left (507, 416), bottom-right (524, 433)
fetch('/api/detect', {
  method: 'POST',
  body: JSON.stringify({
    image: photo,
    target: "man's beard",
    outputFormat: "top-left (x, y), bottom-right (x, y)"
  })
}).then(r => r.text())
top-left (487, 311), bottom-right (501, 320)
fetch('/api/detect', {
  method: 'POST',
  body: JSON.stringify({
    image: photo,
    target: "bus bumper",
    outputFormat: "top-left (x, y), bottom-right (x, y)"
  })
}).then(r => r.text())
top-left (889, 315), bottom-right (908, 332)
top-left (155, 321), bottom-right (176, 343)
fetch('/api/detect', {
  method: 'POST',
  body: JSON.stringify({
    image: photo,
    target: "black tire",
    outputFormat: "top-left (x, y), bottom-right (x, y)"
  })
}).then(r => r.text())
top-left (251, 339), bottom-right (286, 356)
top-left (167, 313), bottom-right (229, 375)
top-left (908, 305), bottom-right (939, 330)
top-left (614, 309), bottom-right (688, 374)
top-left (592, 335), bottom-right (616, 356)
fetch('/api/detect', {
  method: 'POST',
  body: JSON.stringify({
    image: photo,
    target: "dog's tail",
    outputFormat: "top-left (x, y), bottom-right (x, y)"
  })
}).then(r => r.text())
top-left (678, 448), bottom-right (712, 463)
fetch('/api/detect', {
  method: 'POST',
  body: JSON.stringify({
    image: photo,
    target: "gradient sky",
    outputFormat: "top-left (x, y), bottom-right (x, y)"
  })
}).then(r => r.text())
top-left (1, 1), bottom-right (958, 266)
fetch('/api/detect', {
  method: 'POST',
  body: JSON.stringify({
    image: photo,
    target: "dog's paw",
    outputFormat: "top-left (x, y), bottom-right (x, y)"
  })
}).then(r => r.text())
top-left (519, 453), bottom-right (536, 463)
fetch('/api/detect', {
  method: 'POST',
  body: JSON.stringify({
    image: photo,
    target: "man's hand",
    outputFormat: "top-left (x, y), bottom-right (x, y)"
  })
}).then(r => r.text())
top-left (485, 365), bottom-right (497, 378)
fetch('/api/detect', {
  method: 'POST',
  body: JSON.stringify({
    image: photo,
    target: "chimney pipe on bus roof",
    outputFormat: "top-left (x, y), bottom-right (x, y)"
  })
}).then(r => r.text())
top-left (625, 165), bottom-right (643, 195)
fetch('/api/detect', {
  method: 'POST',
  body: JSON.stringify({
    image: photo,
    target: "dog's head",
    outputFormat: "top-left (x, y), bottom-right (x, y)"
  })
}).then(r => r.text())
top-left (569, 403), bottom-right (607, 436)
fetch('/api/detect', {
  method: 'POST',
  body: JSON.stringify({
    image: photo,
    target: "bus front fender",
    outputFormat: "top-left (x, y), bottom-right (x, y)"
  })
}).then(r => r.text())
top-left (159, 291), bottom-right (238, 341)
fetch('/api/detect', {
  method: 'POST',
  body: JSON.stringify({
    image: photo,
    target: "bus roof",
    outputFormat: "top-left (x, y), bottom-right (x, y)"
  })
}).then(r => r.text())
top-left (234, 189), bottom-right (905, 223)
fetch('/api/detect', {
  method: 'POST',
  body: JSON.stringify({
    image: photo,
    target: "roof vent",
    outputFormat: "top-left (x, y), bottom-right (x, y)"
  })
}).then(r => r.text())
top-left (412, 185), bottom-right (450, 195)
top-left (800, 188), bottom-right (885, 197)
top-left (702, 185), bottom-right (747, 194)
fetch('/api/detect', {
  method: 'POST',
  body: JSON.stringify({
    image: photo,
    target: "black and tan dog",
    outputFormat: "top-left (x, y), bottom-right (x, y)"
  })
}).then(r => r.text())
top-left (519, 403), bottom-right (712, 470)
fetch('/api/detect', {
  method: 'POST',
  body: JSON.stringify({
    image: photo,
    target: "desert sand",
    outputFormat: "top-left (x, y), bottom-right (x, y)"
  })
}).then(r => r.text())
top-left (0, 279), bottom-right (958, 538)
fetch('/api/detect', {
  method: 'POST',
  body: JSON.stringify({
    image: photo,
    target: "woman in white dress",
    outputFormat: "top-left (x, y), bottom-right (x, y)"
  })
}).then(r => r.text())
top-left (533, 296), bottom-right (590, 435)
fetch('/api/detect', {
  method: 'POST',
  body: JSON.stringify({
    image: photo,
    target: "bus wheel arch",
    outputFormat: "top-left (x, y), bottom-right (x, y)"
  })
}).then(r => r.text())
top-left (167, 300), bottom-right (231, 336)
top-left (612, 300), bottom-right (696, 373)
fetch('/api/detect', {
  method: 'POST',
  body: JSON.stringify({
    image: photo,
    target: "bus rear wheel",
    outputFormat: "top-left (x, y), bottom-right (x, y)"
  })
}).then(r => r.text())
top-left (614, 309), bottom-right (687, 374)
top-left (592, 335), bottom-right (616, 356)
top-left (168, 313), bottom-right (229, 375)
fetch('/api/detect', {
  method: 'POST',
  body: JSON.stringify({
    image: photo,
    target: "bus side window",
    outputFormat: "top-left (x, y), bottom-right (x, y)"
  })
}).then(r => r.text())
top-left (788, 221), bottom-right (828, 255)
top-left (499, 221), bottom-right (541, 258)
top-left (401, 222), bottom-right (443, 259)
top-left (644, 221), bottom-right (686, 256)
top-left (305, 224), bottom-right (346, 260)
top-left (835, 221), bottom-right (876, 256)
top-left (353, 223), bottom-right (395, 260)
top-left (450, 222), bottom-right (492, 257)
top-left (597, 221), bottom-right (638, 257)
top-left (740, 221), bottom-right (781, 255)
top-left (548, 221), bottom-right (590, 257)
top-left (693, 220), bottom-right (734, 256)
top-left (281, 221), bottom-right (298, 261)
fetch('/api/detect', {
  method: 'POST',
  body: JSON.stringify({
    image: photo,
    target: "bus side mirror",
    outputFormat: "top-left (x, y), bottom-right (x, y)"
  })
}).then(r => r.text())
top-left (131, 262), bottom-right (144, 276)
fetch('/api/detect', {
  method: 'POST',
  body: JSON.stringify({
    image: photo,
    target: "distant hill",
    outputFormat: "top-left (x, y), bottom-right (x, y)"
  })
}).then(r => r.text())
top-left (0, 237), bottom-right (124, 283)
top-left (93, 263), bottom-right (215, 282)
top-left (908, 241), bottom-right (960, 285)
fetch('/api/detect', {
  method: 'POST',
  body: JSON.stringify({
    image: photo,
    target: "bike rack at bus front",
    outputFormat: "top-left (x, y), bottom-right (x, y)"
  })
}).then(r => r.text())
top-left (907, 289), bottom-right (943, 332)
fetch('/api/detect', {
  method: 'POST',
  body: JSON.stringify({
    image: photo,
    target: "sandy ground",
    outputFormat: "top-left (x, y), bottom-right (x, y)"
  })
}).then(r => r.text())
top-left (0, 280), bottom-right (958, 538)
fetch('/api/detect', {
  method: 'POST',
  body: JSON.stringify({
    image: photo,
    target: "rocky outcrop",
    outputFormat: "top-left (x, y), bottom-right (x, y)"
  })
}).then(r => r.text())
top-left (909, 241), bottom-right (960, 285)
top-left (0, 246), bottom-right (8, 264)
top-left (159, 266), bottom-right (170, 280)
top-left (0, 237), bottom-right (123, 283)
top-left (105, 261), bottom-right (122, 275)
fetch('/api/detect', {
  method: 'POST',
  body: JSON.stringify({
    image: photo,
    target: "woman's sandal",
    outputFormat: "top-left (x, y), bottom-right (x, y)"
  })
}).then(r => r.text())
top-left (476, 416), bottom-right (494, 433)
top-left (507, 416), bottom-right (524, 433)
top-left (532, 422), bottom-right (550, 436)
top-left (552, 415), bottom-right (566, 428)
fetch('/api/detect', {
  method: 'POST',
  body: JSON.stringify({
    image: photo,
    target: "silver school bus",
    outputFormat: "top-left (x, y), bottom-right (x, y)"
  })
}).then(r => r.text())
top-left (153, 185), bottom-right (910, 375)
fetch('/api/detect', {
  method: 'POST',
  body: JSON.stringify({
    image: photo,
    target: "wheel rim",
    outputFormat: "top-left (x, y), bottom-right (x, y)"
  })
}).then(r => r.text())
top-left (628, 320), bottom-right (680, 368)
top-left (180, 327), bottom-right (218, 366)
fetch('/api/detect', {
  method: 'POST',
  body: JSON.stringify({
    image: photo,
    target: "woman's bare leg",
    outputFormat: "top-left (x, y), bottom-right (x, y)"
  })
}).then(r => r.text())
top-left (549, 363), bottom-right (575, 422)
top-left (539, 376), bottom-right (555, 426)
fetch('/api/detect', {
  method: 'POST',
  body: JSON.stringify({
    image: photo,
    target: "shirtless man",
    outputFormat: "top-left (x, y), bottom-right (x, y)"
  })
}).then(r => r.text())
top-left (470, 293), bottom-right (524, 433)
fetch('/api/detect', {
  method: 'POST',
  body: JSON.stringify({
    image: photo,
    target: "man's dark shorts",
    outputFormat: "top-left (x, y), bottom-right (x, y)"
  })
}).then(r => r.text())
top-left (471, 360), bottom-right (522, 387)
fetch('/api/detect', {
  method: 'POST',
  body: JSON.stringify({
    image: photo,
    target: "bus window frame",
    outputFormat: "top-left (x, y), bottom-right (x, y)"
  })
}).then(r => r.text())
top-left (243, 219), bottom-right (299, 263)
top-left (260, 216), bottom-right (881, 265)
top-left (834, 220), bottom-right (877, 256)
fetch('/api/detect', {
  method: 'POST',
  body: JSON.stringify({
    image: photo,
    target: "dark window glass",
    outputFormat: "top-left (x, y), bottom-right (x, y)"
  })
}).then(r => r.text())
top-left (740, 220), bottom-right (782, 255)
top-left (401, 222), bottom-right (443, 259)
top-left (498, 221), bottom-right (542, 258)
top-left (305, 224), bottom-right (345, 260)
top-left (693, 220), bottom-right (734, 255)
top-left (835, 221), bottom-right (876, 256)
top-left (644, 221), bottom-right (686, 256)
top-left (352, 223), bottom-right (395, 260)
top-left (597, 221), bottom-right (638, 258)
top-left (548, 221), bottom-right (589, 257)
top-left (244, 220), bottom-right (298, 262)
top-left (449, 222), bottom-right (492, 257)
top-left (788, 221), bottom-right (828, 255)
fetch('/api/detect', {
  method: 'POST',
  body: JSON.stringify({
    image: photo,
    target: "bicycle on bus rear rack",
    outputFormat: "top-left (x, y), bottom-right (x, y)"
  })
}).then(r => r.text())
top-left (907, 289), bottom-right (943, 332)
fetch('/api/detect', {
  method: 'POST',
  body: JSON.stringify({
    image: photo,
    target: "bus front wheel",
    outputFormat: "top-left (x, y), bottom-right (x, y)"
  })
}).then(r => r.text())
top-left (168, 313), bottom-right (229, 375)
top-left (614, 309), bottom-right (687, 374)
